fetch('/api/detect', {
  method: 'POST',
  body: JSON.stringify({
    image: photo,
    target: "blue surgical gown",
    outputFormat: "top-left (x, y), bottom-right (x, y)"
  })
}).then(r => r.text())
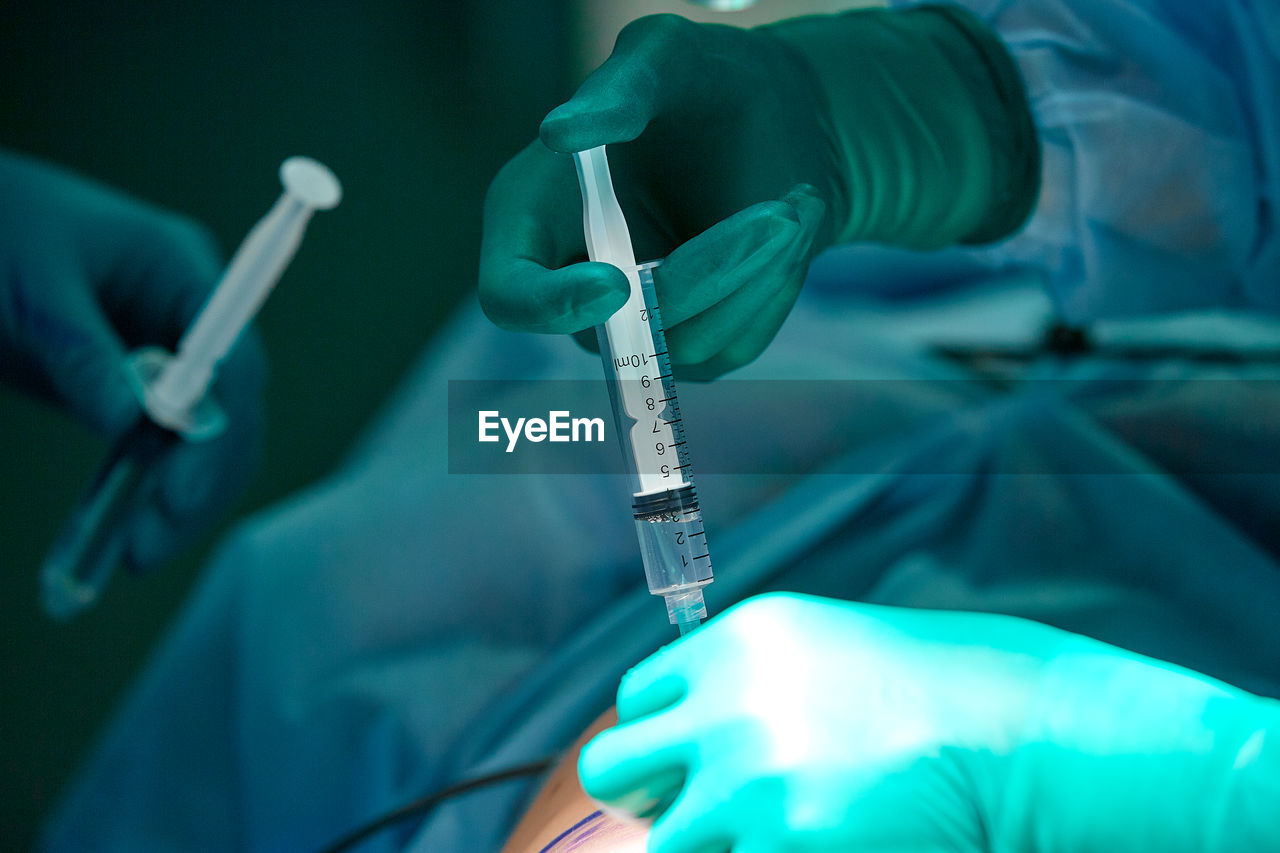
top-left (41, 0), bottom-right (1280, 850)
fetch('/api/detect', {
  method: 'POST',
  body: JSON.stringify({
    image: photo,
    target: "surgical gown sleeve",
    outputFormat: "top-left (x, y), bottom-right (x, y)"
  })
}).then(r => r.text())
top-left (895, 0), bottom-right (1280, 322)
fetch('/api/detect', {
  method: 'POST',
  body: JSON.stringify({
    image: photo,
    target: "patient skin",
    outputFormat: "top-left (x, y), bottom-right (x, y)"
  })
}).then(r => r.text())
top-left (502, 709), bottom-right (649, 853)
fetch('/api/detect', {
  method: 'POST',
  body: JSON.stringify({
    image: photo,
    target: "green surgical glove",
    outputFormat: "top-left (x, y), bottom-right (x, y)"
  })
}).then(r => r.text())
top-left (480, 5), bottom-right (1038, 378)
top-left (0, 150), bottom-right (265, 574)
top-left (580, 593), bottom-right (1280, 852)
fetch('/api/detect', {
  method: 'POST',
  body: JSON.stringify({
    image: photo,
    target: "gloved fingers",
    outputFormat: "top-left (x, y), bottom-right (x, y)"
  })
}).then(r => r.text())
top-left (675, 250), bottom-right (809, 381)
top-left (479, 144), bottom-right (631, 333)
top-left (578, 709), bottom-right (696, 809)
top-left (0, 156), bottom-right (232, 436)
top-left (616, 661), bottom-right (688, 723)
top-left (99, 207), bottom-right (225, 349)
top-left (668, 187), bottom-right (824, 378)
top-left (665, 256), bottom-right (794, 370)
top-left (654, 185), bottom-right (818, 328)
top-left (36, 203), bottom-right (219, 433)
top-left (3, 264), bottom-right (140, 437)
top-left (123, 503), bottom-right (184, 577)
top-left (614, 634), bottom-right (703, 722)
top-left (482, 258), bottom-right (629, 334)
top-left (127, 329), bottom-right (267, 574)
top-left (725, 840), bottom-right (774, 853)
top-left (540, 15), bottom-right (700, 153)
top-left (647, 782), bottom-right (733, 853)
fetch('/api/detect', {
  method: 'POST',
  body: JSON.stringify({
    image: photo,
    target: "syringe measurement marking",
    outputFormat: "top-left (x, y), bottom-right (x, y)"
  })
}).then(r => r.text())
top-left (615, 359), bottom-right (682, 488)
top-left (608, 283), bottom-right (695, 494)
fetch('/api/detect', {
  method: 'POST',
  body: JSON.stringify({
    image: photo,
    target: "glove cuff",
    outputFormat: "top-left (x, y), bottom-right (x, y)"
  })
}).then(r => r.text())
top-left (765, 4), bottom-right (1040, 249)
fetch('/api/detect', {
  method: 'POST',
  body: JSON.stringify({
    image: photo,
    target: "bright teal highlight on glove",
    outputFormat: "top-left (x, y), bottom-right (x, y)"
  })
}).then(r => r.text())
top-left (579, 592), bottom-right (1280, 852)
top-left (0, 149), bottom-right (265, 574)
top-left (480, 5), bottom-right (1038, 378)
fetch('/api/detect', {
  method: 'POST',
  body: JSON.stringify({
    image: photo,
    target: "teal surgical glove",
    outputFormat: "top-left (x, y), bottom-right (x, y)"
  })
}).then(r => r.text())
top-left (580, 593), bottom-right (1280, 852)
top-left (481, 5), bottom-right (1038, 378)
top-left (0, 150), bottom-right (265, 573)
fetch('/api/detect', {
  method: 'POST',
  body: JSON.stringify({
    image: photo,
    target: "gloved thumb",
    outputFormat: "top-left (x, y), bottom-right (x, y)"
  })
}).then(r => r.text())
top-left (539, 16), bottom-right (691, 153)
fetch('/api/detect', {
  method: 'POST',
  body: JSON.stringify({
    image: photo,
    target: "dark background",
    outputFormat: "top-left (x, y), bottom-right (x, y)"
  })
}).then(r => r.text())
top-left (0, 2), bottom-right (571, 846)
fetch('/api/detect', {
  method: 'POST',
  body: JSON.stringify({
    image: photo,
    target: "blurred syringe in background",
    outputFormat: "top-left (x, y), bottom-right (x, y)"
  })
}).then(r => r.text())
top-left (40, 157), bottom-right (342, 621)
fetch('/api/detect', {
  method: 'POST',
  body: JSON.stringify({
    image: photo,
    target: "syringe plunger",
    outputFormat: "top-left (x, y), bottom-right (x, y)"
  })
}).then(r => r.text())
top-left (148, 157), bottom-right (341, 430)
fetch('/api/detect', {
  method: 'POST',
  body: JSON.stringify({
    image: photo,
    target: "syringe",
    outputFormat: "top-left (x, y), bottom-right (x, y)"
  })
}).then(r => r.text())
top-left (39, 156), bottom-right (342, 621)
top-left (573, 146), bottom-right (713, 636)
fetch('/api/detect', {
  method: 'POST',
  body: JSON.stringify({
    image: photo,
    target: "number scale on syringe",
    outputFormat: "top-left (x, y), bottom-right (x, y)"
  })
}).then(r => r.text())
top-left (603, 265), bottom-right (692, 494)
top-left (600, 263), bottom-right (712, 610)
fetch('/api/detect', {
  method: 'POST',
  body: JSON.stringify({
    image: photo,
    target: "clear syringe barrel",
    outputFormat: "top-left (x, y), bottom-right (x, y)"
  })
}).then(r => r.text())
top-left (596, 263), bottom-right (713, 630)
top-left (150, 194), bottom-right (311, 417)
top-left (575, 145), bottom-right (713, 632)
top-left (633, 482), bottom-right (713, 631)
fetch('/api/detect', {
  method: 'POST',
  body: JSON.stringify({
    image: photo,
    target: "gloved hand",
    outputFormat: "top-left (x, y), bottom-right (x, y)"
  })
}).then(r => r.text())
top-left (580, 592), bottom-right (1280, 853)
top-left (481, 5), bottom-right (1038, 379)
top-left (0, 150), bottom-right (266, 573)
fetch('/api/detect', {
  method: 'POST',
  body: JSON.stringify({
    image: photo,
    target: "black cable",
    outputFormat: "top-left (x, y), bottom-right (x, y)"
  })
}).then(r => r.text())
top-left (934, 320), bottom-right (1280, 379)
top-left (316, 756), bottom-right (557, 853)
